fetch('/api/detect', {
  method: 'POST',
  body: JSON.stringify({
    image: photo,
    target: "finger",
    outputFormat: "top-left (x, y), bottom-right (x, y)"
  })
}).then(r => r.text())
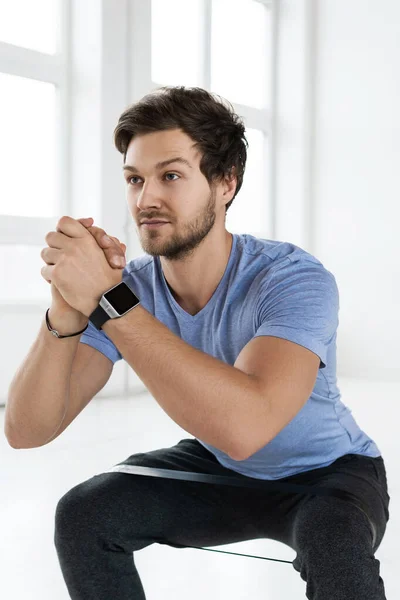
top-left (84, 225), bottom-right (126, 269)
top-left (86, 225), bottom-right (110, 246)
top-left (46, 230), bottom-right (68, 249)
top-left (41, 264), bottom-right (55, 284)
top-left (84, 226), bottom-right (122, 251)
top-left (107, 245), bottom-right (126, 268)
top-left (41, 247), bottom-right (61, 265)
top-left (56, 215), bottom-right (92, 239)
top-left (101, 235), bottom-right (112, 246)
top-left (87, 227), bottom-right (125, 257)
top-left (110, 237), bottom-right (127, 254)
top-left (77, 217), bottom-right (94, 228)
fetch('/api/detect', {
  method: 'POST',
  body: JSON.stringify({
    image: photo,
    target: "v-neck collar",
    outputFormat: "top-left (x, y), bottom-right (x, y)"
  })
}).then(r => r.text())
top-left (157, 234), bottom-right (237, 321)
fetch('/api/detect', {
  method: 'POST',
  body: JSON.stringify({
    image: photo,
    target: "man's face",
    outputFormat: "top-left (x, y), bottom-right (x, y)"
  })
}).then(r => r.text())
top-left (124, 128), bottom-right (221, 261)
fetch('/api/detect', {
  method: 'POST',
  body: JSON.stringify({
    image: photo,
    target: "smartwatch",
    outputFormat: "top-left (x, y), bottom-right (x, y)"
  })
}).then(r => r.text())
top-left (89, 281), bottom-right (140, 330)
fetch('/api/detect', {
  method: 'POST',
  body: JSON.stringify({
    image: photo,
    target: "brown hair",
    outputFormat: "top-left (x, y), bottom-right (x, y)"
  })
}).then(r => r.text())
top-left (114, 86), bottom-right (248, 213)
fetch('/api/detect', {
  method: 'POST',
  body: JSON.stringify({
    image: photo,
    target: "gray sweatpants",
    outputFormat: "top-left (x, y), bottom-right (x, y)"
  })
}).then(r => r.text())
top-left (54, 438), bottom-right (390, 599)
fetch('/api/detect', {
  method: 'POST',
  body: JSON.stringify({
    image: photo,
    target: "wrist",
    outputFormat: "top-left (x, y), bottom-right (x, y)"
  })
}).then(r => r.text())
top-left (48, 308), bottom-right (89, 336)
top-left (85, 272), bottom-right (124, 318)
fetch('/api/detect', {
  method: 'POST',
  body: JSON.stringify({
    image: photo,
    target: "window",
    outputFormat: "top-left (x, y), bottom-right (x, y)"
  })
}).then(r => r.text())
top-left (0, 0), bottom-right (58, 55)
top-left (211, 0), bottom-right (270, 109)
top-left (151, 0), bottom-right (205, 88)
top-left (0, 73), bottom-right (56, 218)
top-left (0, 0), bottom-right (66, 303)
top-left (150, 0), bottom-right (274, 238)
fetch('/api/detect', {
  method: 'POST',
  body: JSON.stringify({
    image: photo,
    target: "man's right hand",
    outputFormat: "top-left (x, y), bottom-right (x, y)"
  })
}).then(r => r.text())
top-left (42, 217), bottom-right (127, 333)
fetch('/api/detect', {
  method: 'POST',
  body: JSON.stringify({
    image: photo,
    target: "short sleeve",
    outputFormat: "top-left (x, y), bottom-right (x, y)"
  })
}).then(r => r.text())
top-left (79, 319), bottom-right (123, 365)
top-left (253, 259), bottom-right (339, 369)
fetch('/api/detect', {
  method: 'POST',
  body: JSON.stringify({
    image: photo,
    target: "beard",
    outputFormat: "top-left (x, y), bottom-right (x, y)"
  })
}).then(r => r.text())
top-left (138, 189), bottom-right (217, 261)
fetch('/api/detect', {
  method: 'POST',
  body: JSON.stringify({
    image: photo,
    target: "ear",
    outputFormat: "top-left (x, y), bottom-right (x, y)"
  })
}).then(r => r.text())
top-left (222, 166), bottom-right (238, 205)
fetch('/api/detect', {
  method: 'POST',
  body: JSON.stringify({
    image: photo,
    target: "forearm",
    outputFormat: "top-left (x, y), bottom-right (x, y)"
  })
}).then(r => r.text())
top-left (103, 305), bottom-right (260, 460)
top-left (5, 313), bottom-right (84, 448)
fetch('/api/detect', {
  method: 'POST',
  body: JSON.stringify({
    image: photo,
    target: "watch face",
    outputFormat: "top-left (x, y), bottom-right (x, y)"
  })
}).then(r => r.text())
top-left (104, 282), bottom-right (139, 315)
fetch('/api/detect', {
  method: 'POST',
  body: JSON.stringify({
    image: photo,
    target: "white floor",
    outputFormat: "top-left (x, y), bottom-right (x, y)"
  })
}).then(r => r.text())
top-left (1, 378), bottom-right (399, 599)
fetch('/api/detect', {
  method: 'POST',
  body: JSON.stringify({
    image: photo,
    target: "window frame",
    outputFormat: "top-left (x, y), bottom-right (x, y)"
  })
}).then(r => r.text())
top-left (0, 0), bottom-right (70, 246)
top-left (128, 0), bottom-right (277, 245)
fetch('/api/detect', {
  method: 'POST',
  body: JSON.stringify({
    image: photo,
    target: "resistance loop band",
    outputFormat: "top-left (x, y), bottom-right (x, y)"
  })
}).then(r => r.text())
top-left (104, 464), bottom-right (376, 563)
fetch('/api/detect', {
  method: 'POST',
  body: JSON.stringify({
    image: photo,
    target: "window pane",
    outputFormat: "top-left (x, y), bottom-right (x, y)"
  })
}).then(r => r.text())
top-left (0, 73), bottom-right (57, 218)
top-left (151, 0), bottom-right (204, 87)
top-left (211, 0), bottom-right (270, 109)
top-left (0, 245), bottom-right (50, 302)
top-left (0, 0), bottom-right (58, 54)
top-left (226, 128), bottom-right (268, 236)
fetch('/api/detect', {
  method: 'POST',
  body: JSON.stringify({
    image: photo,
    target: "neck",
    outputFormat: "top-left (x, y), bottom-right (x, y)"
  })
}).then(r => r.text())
top-left (160, 230), bottom-right (233, 315)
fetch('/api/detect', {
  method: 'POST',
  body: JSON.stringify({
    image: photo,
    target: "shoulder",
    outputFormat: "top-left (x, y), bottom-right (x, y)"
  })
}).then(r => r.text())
top-left (237, 233), bottom-right (337, 290)
top-left (239, 233), bottom-right (323, 267)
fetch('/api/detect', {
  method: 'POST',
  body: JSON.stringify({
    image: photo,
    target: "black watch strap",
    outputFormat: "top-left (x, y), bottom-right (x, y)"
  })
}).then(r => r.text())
top-left (89, 304), bottom-right (111, 330)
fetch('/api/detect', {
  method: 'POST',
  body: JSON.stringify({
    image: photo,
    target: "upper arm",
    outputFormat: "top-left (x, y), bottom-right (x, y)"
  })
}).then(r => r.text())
top-left (45, 344), bottom-right (114, 444)
top-left (232, 261), bottom-right (338, 459)
top-left (233, 335), bottom-right (320, 459)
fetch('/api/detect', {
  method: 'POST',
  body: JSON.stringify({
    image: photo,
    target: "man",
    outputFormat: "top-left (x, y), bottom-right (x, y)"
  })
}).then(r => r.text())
top-left (9, 87), bottom-right (390, 598)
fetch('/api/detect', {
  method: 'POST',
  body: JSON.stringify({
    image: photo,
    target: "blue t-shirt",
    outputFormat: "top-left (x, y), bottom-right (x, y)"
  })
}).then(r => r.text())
top-left (80, 233), bottom-right (381, 480)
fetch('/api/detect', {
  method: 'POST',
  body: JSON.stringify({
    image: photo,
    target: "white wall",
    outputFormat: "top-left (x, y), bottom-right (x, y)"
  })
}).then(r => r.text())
top-left (274, 0), bottom-right (399, 381)
top-left (314, 0), bottom-right (399, 380)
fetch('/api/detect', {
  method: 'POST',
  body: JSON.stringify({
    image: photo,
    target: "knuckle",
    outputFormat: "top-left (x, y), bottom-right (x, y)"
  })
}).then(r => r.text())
top-left (41, 266), bottom-right (49, 282)
top-left (89, 225), bottom-right (105, 239)
top-left (56, 217), bottom-right (66, 231)
top-left (111, 236), bottom-right (124, 252)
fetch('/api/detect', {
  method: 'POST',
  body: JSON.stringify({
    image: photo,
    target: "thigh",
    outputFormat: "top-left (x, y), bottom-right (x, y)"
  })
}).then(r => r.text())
top-left (108, 438), bottom-right (300, 550)
top-left (56, 438), bottom-right (275, 553)
top-left (109, 438), bottom-right (319, 549)
top-left (290, 495), bottom-right (388, 599)
top-left (285, 453), bottom-right (390, 554)
top-left (292, 494), bottom-right (376, 559)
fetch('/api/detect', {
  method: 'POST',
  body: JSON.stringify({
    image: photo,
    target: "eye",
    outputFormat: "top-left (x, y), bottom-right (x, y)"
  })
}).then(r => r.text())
top-left (127, 175), bottom-right (142, 185)
top-left (126, 172), bottom-right (180, 185)
top-left (164, 173), bottom-right (179, 181)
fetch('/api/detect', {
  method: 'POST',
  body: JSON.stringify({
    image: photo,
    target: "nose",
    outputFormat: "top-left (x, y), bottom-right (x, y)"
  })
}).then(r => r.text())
top-left (135, 180), bottom-right (163, 212)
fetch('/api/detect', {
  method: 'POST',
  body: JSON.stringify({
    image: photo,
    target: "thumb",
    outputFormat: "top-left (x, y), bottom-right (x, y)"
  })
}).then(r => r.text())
top-left (78, 217), bottom-right (94, 227)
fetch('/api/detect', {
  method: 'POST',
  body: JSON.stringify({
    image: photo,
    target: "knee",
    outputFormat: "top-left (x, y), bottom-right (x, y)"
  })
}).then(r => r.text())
top-left (54, 477), bottom-right (103, 543)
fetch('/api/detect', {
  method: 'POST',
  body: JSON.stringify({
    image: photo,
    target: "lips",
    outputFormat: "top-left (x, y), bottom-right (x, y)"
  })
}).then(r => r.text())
top-left (141, 221), bottom-right (168, 224)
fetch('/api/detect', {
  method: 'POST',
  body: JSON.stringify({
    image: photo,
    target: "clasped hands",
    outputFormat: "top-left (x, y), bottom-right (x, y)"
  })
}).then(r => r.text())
top-left (41, 216), bottom-right (128, 318)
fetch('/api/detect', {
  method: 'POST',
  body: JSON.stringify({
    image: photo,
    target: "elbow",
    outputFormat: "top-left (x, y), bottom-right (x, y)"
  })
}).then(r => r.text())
top-left (6, 437), bottom-right (43, 450)
top-left (4, 423), bottom-right (18, 448)
top-left (230, 436), bottom-right (272, 462)
top-left (4, 424), bottom-right (43, 450)
top-left (228, 442), bottom-right (250, 462)
top-left (230, 449), bottom-right (250, 462)
top-left (226, 430), bottom-right (251, 462)
top-left (5, 433), bottom-right (23, 449)
top-left (5, 427), bottom-right (25, 448)
top-left (4, 410), bottom-right (22, 448)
